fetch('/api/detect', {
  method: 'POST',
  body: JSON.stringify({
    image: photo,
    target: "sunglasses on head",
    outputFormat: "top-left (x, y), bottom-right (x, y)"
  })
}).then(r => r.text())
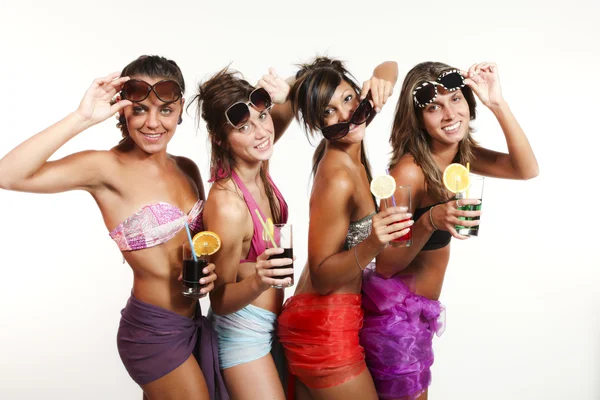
top-left (320, 94), bottom-right (374, 141)
top-left (225, 88), bottom-right (273, 128)
top-left (121, 79), bottom-right (182, 103)
top-left (413, 70), bottom-right (465, 108)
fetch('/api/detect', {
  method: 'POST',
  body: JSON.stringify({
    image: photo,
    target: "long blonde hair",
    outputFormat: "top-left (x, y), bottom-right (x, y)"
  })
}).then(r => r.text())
top-left (390, 62), bottom-right (479, 201)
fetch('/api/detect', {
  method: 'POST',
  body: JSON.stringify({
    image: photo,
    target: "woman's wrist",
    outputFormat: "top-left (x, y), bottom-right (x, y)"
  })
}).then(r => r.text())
top-left (69, 111), bottom-right (95, 132)
top-left (429, 205), bottom-right (439, 231)
top-left (488, 99), bottom-right (509, 115)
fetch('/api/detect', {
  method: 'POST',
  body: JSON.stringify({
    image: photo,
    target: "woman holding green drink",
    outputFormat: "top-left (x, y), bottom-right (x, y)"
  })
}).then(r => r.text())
top-left (361, 61), bottom-right (539, 399)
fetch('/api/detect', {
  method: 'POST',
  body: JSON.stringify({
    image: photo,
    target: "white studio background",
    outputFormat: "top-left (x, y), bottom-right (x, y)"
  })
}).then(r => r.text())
top-left (0, 0), bottom-right (598, 399)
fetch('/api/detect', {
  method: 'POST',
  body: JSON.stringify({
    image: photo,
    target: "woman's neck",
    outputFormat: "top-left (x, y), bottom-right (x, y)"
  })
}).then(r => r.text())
top-left (119, 138), bottom-right (171, 168)
top-left (233, 160), bottom-right (263, 187)
top-left (327, 140), bottom-right (363, 163)
top-left (430, 141), bottom-right (459, 170)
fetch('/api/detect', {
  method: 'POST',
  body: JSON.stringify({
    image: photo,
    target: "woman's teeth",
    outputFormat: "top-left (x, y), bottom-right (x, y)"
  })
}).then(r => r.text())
top-left (442, 121), bottom-right (460, 132)
top-left (256, 140), bottom-right (269, 149)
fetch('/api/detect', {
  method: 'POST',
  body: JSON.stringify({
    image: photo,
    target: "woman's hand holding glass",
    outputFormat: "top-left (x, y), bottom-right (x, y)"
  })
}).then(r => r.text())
top-left (177, 262), bottom-right (218, 297)
top-left (431, 199), bottom-right (482, 240)
top-left (254, 248), bottom-right (294, 291)
top-left (369, 206), bottom-right (413, 248)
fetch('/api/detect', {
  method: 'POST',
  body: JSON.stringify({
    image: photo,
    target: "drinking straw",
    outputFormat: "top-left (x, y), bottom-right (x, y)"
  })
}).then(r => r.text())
top-left (466, 162), bottom-right (471, 198)
top-left (184, 222), bottom-right (198, 262)
top-left (385, 168), bottom-right (397, 207)
top-left (254, 209), bottom-right (278, 248)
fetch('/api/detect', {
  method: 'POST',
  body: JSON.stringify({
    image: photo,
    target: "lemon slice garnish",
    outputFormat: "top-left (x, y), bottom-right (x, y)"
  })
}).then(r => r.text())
top-left (370, 175), bottom-right (396, 199)
top-left (443, 163), bottom-right (470, 193)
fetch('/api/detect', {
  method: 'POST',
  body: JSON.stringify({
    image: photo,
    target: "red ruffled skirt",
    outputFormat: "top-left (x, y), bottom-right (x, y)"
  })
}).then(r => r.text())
top-left (277, 293), bottom-right (366, 389)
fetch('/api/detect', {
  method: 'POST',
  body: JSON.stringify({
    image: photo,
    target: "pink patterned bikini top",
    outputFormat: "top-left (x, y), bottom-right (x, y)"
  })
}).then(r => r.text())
top-left (109, 200), bottom-right (204, 251)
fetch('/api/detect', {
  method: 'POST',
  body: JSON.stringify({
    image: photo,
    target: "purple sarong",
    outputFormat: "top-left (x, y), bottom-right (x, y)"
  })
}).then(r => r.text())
top-left (360, 264), bottom-right (445, 400)
top-left (117, 294), bottom-right (229, 400)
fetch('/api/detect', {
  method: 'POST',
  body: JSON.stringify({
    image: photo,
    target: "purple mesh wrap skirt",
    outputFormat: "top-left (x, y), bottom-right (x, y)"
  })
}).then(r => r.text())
top-left (360, 264), bottom-right (445, 399)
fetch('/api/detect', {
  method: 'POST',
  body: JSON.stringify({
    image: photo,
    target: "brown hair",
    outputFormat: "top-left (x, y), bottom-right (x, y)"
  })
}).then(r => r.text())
top-left (117, 55), bottom-right (185, 143)
top-left (192, 67), bottom-right (282, 223)
top-left (289, 57), bottom-right (373, 181)
top-left (389, 61), bottom-right (479, 201)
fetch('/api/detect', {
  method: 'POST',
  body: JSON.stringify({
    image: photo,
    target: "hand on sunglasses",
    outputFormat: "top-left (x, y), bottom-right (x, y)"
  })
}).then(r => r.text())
top-left (360, 76), bottom-right (394, 114)
top-left (320, 94), bottom-right (374, 141)
top-left (257, 67), bottom-right (290, 105)
top-left (76, 72), bottom-right (132, 126)
top-left (462, 62), bottom-right (504, 109)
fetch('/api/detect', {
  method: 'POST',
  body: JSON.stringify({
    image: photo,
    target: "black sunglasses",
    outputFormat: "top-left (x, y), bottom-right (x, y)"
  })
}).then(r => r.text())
top-left (320, 95), bottom-right (374, 141)
top-left (121, 79), bottom-right (182, 103)
top-left (225, 88), bottom-right (273, 128)
top-left (413, 70), bottom-right (465, 108)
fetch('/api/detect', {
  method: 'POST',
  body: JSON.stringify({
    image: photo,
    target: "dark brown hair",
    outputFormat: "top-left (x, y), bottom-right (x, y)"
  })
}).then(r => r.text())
top-left (117, 55), bottom-right (185, 142)
top-left (390, 61), bottom-right (479, 201)
top-left (289, 57), bottom-right (373, 181)
top-left (192, 67), bottom-right (282, 223)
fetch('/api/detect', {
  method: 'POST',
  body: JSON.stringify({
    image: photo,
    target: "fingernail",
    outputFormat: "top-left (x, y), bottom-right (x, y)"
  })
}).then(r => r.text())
top-left (375, 108), bottom-right (381, 113)
top-left (408, 220), bottom-right (414, 225)
top-left (406, 213), bottom-right (412, 218)
top-left (200, 279), bottom-right (205, 284)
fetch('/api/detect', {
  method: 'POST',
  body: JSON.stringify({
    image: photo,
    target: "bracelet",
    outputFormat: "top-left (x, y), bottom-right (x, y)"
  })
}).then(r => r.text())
top-left (354, 246), bottom-right (366, 271)
top-left (429, 205), bottom-right (439, 231)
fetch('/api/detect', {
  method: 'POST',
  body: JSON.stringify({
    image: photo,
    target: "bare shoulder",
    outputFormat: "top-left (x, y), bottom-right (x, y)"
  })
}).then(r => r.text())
top-left (390, 154), bottom-right (427, 207)
top-left (204, 179), bottom-right (248, 226)
top-left (310, 161), bottom-right (355, 218)
top-left (390, 154), bottom-right (425, 186)
top-left (313, 157), bottom-right (355, 195)
top-left (171, 155), bottom-right (205, 200)
top-left (315, 153), bottom-right (355, 190)
top-left (68, 149), bottom-right (120, 176)
top-left (172, 155), bottom-right (200, 177)
top-left (73, 149), bottom-right (118, 164)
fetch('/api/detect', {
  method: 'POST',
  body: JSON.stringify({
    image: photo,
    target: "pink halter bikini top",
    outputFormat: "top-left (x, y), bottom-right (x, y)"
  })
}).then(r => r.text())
top-left (109, 200), bottom-right (204, 251)
top-left (230, 170), bottom-right (288, 263)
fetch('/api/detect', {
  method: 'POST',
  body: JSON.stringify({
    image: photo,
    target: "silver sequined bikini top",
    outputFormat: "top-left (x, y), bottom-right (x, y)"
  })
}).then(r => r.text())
top-left (343, 212), bottom-right (376, 250)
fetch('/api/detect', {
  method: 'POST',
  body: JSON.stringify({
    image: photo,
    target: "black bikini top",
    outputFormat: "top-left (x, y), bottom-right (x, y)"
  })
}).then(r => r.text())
top-left (413, 202), bottom-right (451, 251)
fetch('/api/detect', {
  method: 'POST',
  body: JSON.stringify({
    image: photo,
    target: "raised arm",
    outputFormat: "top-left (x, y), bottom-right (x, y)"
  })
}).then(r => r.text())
top-left (463, 63), bottom-right (539, 180)
top-left (308, 168), bottom-right (410, 294)
top-left (0, 72), bottom-right (131, 193)
top-left (257, 67), bottom-right (294, 143)
top-left (360, 61), bottom-right (399, 113)
top-left (206, 188), bottom-right (292, 315)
